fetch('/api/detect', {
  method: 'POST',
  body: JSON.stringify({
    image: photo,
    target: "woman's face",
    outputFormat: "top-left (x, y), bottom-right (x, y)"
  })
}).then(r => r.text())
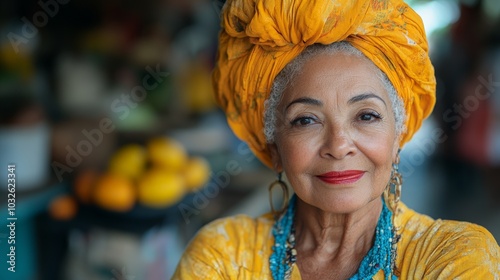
top-left (269, 52), bottom-right (400, 214)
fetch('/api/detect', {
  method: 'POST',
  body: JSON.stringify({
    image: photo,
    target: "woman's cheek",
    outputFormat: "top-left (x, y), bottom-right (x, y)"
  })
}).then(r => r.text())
top-left (279, 133), bottom-right (320, 168)
top-left (353, 128), bottom-right (395, 163)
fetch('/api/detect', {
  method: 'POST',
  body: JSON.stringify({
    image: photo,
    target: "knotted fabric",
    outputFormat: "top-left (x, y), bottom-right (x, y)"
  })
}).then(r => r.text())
top-left (213, 0), bottom-right (436, 167)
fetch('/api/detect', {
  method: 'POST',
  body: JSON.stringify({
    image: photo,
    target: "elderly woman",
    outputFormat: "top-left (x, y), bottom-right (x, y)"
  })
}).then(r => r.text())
top-left (173, 0), bottom-right (500, 279)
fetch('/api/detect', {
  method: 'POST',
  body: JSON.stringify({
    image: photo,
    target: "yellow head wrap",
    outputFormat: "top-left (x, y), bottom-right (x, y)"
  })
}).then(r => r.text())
top-left (213, 0), bottom-right (436, 168)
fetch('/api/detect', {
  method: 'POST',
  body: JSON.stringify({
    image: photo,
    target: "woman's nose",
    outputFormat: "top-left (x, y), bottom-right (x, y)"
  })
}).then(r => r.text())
top-left (320, 126), bottom-right (356, 160)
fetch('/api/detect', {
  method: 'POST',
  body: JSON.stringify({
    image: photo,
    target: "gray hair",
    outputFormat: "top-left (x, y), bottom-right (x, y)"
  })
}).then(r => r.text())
top-left (263, 41), bottom-right (406, 143)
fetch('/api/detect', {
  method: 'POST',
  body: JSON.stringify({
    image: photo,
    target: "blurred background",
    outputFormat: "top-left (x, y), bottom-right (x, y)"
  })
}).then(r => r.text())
top-left (0, 0), bottom-right (498, 279)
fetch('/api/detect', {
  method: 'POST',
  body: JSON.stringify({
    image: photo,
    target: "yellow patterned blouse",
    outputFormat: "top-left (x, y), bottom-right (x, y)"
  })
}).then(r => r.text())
top-left (173, 202), bottom-right (500, 279)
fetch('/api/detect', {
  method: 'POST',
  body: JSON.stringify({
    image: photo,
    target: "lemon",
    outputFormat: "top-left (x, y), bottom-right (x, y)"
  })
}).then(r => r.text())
top-left (108, 144), bottom-right (147, 179)
top-left (182, 156), bottom-right (211, 191)
top-left (138, 169), bottom-right (185, 208)
top-left (93, 173), bottom-right (136, 212)
top-left (147, 137), bottom-right (188, 171)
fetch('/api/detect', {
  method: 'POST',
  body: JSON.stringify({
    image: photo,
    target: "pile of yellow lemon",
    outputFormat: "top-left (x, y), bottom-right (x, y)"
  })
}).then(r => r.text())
top-left (73, 137), bottom-right (211, 212)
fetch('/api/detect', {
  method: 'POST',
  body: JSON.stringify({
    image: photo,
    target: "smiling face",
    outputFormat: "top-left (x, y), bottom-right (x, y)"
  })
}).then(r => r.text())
top-left (269, 52), bottom-right (400, 214)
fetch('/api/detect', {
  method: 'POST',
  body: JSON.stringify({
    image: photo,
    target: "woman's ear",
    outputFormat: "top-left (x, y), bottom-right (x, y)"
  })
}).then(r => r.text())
top-left (267, 143), bottom-right (283, 172)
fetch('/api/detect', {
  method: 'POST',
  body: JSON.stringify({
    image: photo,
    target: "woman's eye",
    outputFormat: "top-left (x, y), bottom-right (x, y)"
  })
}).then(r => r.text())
top-left (291, 117), bottom-right (315, 126)
top-left (359, 112), bottom-right (382, 122)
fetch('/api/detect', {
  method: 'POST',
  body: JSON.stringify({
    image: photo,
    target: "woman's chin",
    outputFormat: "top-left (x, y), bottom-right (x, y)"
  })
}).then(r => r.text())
top-left (299, 192), bottom-right (380, 214)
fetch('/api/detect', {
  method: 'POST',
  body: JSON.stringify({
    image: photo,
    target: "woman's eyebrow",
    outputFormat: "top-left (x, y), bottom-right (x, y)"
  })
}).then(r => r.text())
top-left (285, 97), bottom-right (323, 112)
top-left (348, 93), bottom-right (387, 107)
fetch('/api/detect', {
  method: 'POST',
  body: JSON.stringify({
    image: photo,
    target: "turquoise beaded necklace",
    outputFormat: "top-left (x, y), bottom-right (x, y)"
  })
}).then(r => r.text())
top-left (270, 195), bottom-right (398, 280)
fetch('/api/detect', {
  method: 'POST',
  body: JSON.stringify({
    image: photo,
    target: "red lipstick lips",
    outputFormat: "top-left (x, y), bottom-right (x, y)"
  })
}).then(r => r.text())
top-left (317, 170), bottom-right (365, 184)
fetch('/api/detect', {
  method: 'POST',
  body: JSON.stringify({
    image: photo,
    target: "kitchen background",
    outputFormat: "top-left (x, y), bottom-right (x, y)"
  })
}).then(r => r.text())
top-left (0, 0), bottom-right (499, 279)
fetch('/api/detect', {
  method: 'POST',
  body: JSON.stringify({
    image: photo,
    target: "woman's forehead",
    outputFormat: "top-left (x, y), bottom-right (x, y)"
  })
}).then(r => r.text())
top-left (281, 52), bottom-right (389, 105)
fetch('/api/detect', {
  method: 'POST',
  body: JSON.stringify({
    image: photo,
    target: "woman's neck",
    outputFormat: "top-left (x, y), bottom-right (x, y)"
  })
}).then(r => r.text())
top-left (294, 197), bottom-right (382, 261)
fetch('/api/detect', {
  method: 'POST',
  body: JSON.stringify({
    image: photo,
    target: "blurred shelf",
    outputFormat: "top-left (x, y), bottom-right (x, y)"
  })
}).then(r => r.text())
top-left (54, 193), bottom-right (198, 235)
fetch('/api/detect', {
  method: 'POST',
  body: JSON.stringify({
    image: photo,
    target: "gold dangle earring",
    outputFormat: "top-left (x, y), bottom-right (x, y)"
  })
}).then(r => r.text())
top-left (384, 150), bottom-right (402, 217)
top-left (268, 172), bottom-right (290, 219)
top-left (384, 149), bottom-right (403, 276)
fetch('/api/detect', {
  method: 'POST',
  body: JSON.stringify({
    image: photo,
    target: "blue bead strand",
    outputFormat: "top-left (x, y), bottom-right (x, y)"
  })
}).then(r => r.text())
top-left (351, 200), bottom-right (397, 280)
top-left (270, 195), bottom-right (296, 280)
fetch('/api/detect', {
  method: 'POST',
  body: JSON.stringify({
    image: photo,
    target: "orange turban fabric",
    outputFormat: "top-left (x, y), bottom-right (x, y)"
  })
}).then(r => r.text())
top-left (213, 0), bottom-right (436, 168)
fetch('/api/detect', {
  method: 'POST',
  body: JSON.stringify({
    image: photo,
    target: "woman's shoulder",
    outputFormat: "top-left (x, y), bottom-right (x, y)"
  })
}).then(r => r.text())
top-left (398, 202), bottom-right (497, 241)
top-left (193, 213), bottom-right (275, 241)
top-left (172, 214), bottom-right (275, 279)
top-left (397, 203), bottom-right (500, 278)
